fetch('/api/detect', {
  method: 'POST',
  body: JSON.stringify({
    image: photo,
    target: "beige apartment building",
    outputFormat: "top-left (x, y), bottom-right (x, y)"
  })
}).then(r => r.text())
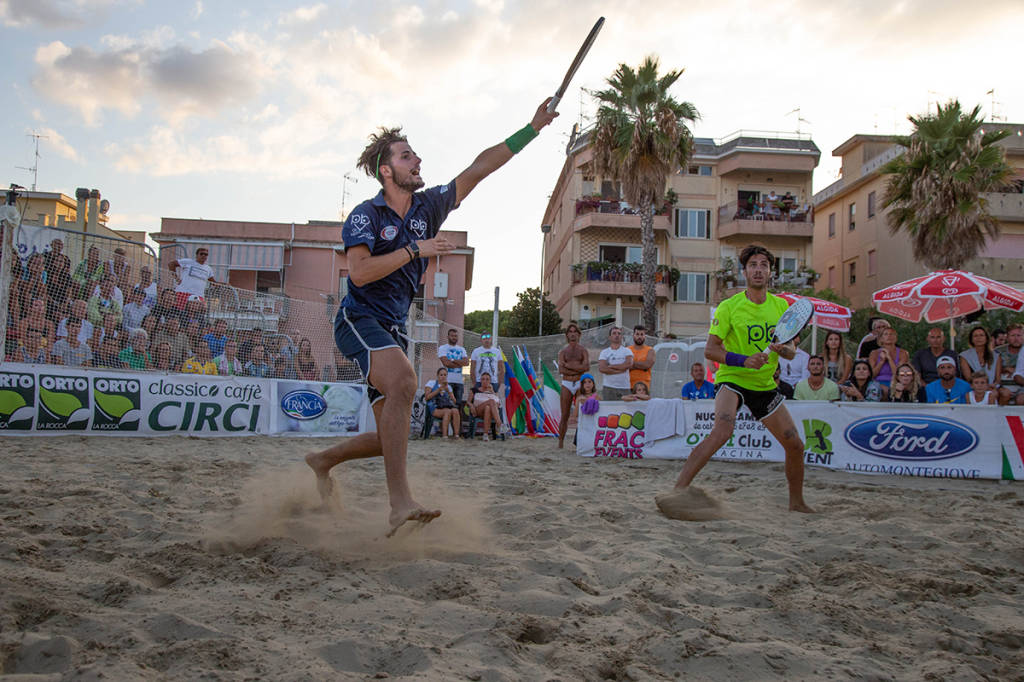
top-left (540, 131), bottom-right (820, 336)
top-left (812, 124), bottom-right (1024, 309)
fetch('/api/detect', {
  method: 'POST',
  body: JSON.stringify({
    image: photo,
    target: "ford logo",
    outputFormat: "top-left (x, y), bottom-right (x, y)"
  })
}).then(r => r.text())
top-left (844, 414), bottom-right (978, 461)
top-left (280, 390), bottom-right (327, 420)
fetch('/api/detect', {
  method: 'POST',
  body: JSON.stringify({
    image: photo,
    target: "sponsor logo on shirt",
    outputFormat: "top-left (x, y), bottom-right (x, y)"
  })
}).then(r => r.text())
top-left (380, 225), bottom-right (398, 240)
top-left (410, 217), bottom-right (427, 238)
top-left (349, 213), bottom-right (374, 240)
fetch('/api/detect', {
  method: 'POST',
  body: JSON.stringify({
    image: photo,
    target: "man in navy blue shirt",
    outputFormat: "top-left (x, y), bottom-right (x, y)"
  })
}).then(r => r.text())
top-left (307, 98), bottom-right (558, 536)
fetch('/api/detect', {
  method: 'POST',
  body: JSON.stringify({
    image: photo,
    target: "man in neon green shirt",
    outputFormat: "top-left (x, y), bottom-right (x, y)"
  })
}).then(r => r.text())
top-left (657, 245), bottom-right (813, 516)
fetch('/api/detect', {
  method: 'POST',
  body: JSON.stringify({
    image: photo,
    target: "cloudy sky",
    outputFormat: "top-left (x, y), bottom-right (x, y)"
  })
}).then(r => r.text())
top-left (3, 0), bottom-right (1023, 313)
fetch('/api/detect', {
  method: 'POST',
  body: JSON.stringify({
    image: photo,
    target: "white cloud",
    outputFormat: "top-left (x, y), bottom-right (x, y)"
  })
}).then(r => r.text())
top-left (37, 126), bottom-right (81, 163)
top-left (277, 3), bottom-right (325, 25)
top-left (190, 0), bottom-right (203, 20)
top-left (32, 41), bottom-right (143, 125)
top-left (0, 0), bottom-right (136, 28)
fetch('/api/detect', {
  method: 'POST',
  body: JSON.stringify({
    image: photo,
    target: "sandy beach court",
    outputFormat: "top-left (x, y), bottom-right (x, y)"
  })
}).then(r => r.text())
top-left (1, 435), bottom-right (1022, 680)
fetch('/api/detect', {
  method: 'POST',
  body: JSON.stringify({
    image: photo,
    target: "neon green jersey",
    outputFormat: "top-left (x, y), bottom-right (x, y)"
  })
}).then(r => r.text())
top-left (710, 291), bottom-right (790, 391)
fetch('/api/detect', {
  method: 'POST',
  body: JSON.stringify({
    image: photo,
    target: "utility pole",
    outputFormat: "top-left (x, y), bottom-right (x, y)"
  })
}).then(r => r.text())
top-left (16, 132), bottom-right (47, 191)
top-left (341, 172), bottom-right (358, 220)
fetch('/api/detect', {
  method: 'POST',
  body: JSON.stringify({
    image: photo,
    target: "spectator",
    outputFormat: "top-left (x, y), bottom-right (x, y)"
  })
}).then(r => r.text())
top-left (598, 326), bottom-right (634, 400)
top-left (246, 344), bottom-right (272, 378)
top-left (1000, 324), bottom-right (1024, 405)
top-left (868, 327), bottom-right (906, 387)
top-left (794, 355), bottom-right (840, 400)
top-left (203, 319), bottom-right (229, 357)
top-left (18, 253), bottom-right (48, 318)
top-left (43, 238), bottom-right (72, 321)
top-left (139, 314), bottom-right (158, 342)
top-left (424, 367), bottom-right (461, 440)
top-left (967, 370), bottom-right (997, 405)
top-left (568, 373), bottom-right (599, 448)
top-left (557, 323), bottom-right (590, 449)
top-left (183, 319), bottom-right (202, 355)
top-left (822, 331), bottom-right (853, 384)
top-left (152, 341), bottom-right (174, 372)
top-left (681, 362), bottom-right (715, 400)
top-left (924, 356), bottom-right (971, 404)
top-left (774, 365), bottom-right (794, 400)
top-left (151, 288), bottom-right (181, 326)
top-left (470, 333), bottom-right (504, 389)
top-left (17, 298), bottom-right (55, 348)
top-left (628, 325), bottom-right (656, 392)
top-left (958, 326), bottom-right (1000, 390)
top-left (437, 328), bottom-right (469, 405)
top-left (856, 317), bottom-right (890, 360)
top-left (153, 317), bottom-right (191, 368)
top-left (50, 319), bottom-right (92, 367)
top-left (839, 359), bottom-right (886, 402)
top-left (13, 330), bottom-right (48, 364)
top-left (90, 273), bottom-right (124, 308)
top-left (294, 338), bottom-right (318, 381)
top-left (71, 246), bottom-right (105, 299)
top-left (214, 339), bottom-right (244, 376)
top-left (168, 247), bottom-right (220, 309)
top-left (136, 265), bottom-right (158, 308)
top-left (470, 371), bottom-right (502, 441)
top-left (182, 342), bottom-right (218, 375)
top-left (777, 333), bottom-right (810, 389)
top-left (992, 329), bottom-right (1007, 350)
top-left (238, 327), bottom-right (263, 366)
top-left (622, 380), bottom-right (651, 402)
top-left (118, 329), bottom-right (152, 370)
top-left (888, 363), bottom-right (926, 403)
top-left (87, 275), bottom-right (123, 327)
top-left (94, 337), bottom-right (127, 369)
top-left (912, 327), bottom-right (957, 385)
top-left (56, 300), bottom-right (93, 344)
top-left (121, 286), bottom-right (151, 332)
top-left (95, 312), bottom-right (124, 350)
top-left (181, 294), bottom-right (207, 328)
top-left (106, 247), bottom-right (131, 292)
top-left (273, 355), bottom-right (297, 380)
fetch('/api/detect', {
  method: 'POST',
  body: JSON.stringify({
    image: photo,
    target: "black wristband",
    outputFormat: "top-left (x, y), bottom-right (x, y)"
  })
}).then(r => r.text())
top-left (404, 245), bottom-right (415, 262)
top-left (408, 241), bottom-right (421, 260)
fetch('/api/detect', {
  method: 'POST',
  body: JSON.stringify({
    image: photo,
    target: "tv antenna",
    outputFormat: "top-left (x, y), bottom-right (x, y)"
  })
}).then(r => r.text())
top-left (986, 88), bottom-right (1006, 122)
top-left (786, 107), bottom-right (811, 135)
top-left (16, 132), bottom-right (48, 191)
top-left (341, 171), bottom-right (358, 220)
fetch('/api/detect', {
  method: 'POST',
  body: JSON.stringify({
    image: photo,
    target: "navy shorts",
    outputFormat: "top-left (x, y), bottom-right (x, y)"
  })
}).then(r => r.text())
top-left (334, 308), bottom-right (407, 404)
top-left (715, 382), bottom-right (785, 422)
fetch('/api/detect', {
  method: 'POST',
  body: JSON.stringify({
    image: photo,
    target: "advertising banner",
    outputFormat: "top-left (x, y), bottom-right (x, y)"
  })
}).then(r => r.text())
top-left (575, 398), bottom-right (686, 459)
top-left (273, 381), bottom-right (369, 436)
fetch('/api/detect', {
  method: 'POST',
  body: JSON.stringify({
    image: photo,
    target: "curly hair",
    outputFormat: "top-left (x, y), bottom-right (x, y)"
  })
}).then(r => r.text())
top-left (357, 127), bottom-right (407, 185)
top-left (739, 244), bottom-right (776, 268)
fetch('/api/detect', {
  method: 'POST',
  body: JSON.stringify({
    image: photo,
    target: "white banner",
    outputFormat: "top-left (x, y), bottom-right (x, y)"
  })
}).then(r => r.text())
top-left (578, 398), bottom-right (1024, 481)
top-left (15, 223), bottom-right (66, 267)
top-left (273, 380), bottom-right (370, 436)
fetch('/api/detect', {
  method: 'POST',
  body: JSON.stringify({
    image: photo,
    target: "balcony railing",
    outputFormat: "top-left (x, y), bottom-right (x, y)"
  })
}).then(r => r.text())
top-left (571, 262), bottom-right (680, 287)
top-left (575, 198), bottom-right (673, 217)
top-left (718, 200), bottom-right (811, 224)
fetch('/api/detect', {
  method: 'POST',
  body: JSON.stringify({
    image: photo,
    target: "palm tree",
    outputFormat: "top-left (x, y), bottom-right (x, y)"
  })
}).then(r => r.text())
top-left (881, 100), bottom-right (1014, 271)
top-left (591, 56), bottom-right (699, 332)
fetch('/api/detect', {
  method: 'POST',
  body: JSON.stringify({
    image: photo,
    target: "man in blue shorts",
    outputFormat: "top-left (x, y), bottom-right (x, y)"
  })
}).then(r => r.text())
top-left (306, 98), bottom-right (558, 535)
top-left (656, 245), bottom-right (814, 518)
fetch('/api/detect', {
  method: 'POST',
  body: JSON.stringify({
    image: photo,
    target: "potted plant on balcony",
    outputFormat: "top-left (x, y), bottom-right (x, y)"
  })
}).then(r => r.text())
top-left (714, 257), bottom-right (737, 288)
top-left (571, 263), bottom-right (585, 283)
top-left (622, 262), bottom-right (642, 282)
top-left (586, 261), bottom-right (604, 281)
top-left (799, 266), bottom-right (819, 283)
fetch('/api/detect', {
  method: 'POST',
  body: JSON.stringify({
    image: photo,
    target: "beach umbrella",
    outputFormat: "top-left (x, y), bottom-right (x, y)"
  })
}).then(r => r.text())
top-left (777, 292), bottom-right (853, 354)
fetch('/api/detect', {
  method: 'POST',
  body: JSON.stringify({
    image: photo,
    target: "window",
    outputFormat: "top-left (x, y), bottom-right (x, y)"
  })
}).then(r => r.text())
top-left (675, 273), bottom-right (709, 303)
top-left (868, 249), bottom-right (877, 276)
top-left (867, 191), bottom-right (876, 218)
top-left (674, 209), bottom-right (711, 239)
top-left (848, 261), bottom-right (857, 286)
top-left (777, 250), bottom-right (798, 277)
top-left (828, 213), bottom-right (836, 238)
top-left (699, 165), bottom-right (712, 176)
top-left (848, 203), bottom-right (856, 231)
top-left (686, 165), bottom-right (712, 176)
top-left (599, 245), bottom-right (657, 264)
top-left (338, 272), bottom-right (349, 299)
top-left (828, 266), bottom-right (836, 289)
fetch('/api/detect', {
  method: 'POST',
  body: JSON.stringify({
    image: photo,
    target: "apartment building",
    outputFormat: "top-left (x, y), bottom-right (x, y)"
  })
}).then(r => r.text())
top-left (812, 124), bottom-right (1024, 309)
top-left (540, 130), bottom-right (820, 336)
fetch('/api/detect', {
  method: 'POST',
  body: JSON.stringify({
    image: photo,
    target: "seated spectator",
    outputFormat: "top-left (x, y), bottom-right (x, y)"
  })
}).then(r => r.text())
top-left (273, 355), bottom-right (297, 380)
top-left (888, 363), bottom-right (925, 403)
top-left (152, 316), bottom-right (191, 367)
top-left (18, 253), bottom-right (48, 319)
top-left (967, 370), bottom-right (997, 405)
top-left (72, 246), bottom-right (105, 300)
top-left (50, 318), bottom-right (92, 367)
top-left (152, 341), bottom-right (174, 372)
top-left (56, 299), bottom-right (92, 344)
top-left (91, 276), bottom-right (124, 308)
top-left (87, 274), bottom-right (123, 327)
top-left (151, 288), bottom-right (181, 326)
top-left (203, 319), bottom-right (229, 357)
top-left (17, 298), bottom-right (55, 348)
top-left (106, 247), bottom-right (131, 292)
top-left (996, 324), bottom-right (1024, 405)
top-left (622, 380), bottom-right (651, 402)
top-left (822, 331), bottom-right (853, 383)
top-left (239, 327), bottom-right (263, 366)
top-left (94, 337), bottom-right (127, 369)
top-left (44, 238), bottom-right (72, 321)
top-left (118, 329), bottom-right (152, 370)
top-left (214, 339), bottom-right (243, 376)
top-left (992, 328), bottom-right (1007, 350)
top-left (181, 295), bottom-right (207, 328)
top-left (774, 365), bottom-right (794, 400)
top-left (868, 327), bottom-right (906, 387)
top-left (295, 338), bottom-right (318, 381)
top-left (424, 368), bottom-right (461, 440)
top-left (13, 330), bottom-right (48, 364)
top-left (94, 311), bottom-right (124, 350)
top-left (183, 319), bottom-right (202, 356)
top-left (958, 326), bottom-right (1000, 390)
top-left (245, 344), bottom-right (272, 378)
top-left (924, 356), bottom-right (971, 404)
top-left (794, 355), bottom-right (840, 400)
top-left (777, 333), bottom-right (810, 389)
top-left (136, 265), bottom-right (158, 308)
top-left (681, 362), bottom-right (715, 400)
top-left (856, 317), bottom-right (890, 360)
top-left (182, 342), bottom-right (218, 375)
top-left (139, 314), bottom-right (158, 342)
top-left (471, 372), bottom-right (502, 441)
top-left (912, 327), bottom-right (956, 384)
top-left (121, 286), bottom-right (151, 332)
top-left (839, 360), bottom-right (886, 402)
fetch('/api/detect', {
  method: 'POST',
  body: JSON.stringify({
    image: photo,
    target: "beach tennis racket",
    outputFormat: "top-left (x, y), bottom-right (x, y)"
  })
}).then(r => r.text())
top-left (762, 296), bottom-right (814, 349)
top-left (547, 17), bottom-right (605, 114)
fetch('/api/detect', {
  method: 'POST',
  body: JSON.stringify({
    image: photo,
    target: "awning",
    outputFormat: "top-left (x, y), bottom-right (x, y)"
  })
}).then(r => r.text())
top-left (171, 240), bottom-right (285, 281)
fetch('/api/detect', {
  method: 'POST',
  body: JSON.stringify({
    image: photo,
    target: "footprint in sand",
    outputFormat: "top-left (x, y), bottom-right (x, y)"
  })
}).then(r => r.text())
top-left (655, 487), bottom-right (728, 521)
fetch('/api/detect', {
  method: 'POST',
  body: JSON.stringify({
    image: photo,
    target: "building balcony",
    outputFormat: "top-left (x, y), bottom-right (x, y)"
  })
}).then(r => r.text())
top-left (983, 191), bottom-right (1024, 222)
top-left (573, 199), bottom-right (672, 233)
top-left (717, 215), bottom-right (814, 239)
top-left (570, 261), bottom-right (675, 299)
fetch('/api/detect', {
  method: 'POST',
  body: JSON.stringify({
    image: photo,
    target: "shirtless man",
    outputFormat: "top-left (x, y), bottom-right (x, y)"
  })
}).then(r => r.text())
top-left (557, 322), bottom-right (590, 448)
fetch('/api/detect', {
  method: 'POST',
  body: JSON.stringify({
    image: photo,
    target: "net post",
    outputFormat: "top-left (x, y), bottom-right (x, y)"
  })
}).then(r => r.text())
top-left (0, 205), bottom-right (19, 355)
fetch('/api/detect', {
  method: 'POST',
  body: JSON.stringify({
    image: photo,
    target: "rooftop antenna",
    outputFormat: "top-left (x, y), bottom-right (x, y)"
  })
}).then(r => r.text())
top-left (986, 88), bottom-right (1006, 122)
top-left (16, 132), bottom-right (47, 191)
top-left (341, 171), bottom-right (358, 220)
top-left (785, 107), bottom-right (811, 135)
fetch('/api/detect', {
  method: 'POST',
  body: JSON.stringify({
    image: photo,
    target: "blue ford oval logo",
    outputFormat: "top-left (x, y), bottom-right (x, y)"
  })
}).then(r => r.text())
top-left (280, 390), bottom-right (327, 420)
top-left (844, 414), bottom-right (978, 461)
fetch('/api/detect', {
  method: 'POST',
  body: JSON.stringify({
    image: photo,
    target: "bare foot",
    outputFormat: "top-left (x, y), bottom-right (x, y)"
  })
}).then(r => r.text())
top-left (655, 487), bottom-right (727, 521)
top-left (386, 505), bottom-right (442, 538)
top-left (557, 438), bottom-right (564, 449)
top-left (304, 451), bottom-right (337, 506)
top-left (789, 501), bottom-right (815, 513)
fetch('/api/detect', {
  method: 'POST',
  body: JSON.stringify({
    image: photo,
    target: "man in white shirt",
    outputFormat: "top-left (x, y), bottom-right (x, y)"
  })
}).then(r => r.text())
top-left (598, 326), bottom-right (634, 400)
top-left (50, 318), bottom-right (93, 367)
top-left (56, 299), bottom-right (94, 344)
top-left (470, 333), bottom-right (504, 389)
top-left (437, 328), bottom-right (469, 404)
top-left (777, 333), bottom-right (810, 389)
top-left (122, 286), bottom-right (151, 331)
top-left (137, 266), bottom-right (158, 308)
top-left (168, 247), bottom-right (221, 309)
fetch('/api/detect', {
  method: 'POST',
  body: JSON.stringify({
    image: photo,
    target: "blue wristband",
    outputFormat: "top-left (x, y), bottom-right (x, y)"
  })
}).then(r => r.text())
top-left (725, 352), bottom-right (749, 368)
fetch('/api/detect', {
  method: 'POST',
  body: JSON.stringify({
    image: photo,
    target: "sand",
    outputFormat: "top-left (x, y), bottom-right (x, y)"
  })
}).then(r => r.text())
top-left (1, 435), bottom-right (1022, 680)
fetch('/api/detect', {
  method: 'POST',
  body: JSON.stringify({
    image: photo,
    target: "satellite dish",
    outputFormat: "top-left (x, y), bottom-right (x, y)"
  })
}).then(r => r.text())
top-left (565, 122), bottom-right (580, 156)
top-left (99, 199), bottom-right (110, 214)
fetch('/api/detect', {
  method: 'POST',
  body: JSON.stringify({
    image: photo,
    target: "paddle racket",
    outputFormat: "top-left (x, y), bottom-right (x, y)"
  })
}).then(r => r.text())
top-left (547, 17), bottom-right (605, 114)
top-left (763, 296), bottom-right (814, 349)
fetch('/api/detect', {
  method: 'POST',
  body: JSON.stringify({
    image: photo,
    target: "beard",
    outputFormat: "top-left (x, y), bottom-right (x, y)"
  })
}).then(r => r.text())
top-left (391, 166), bottom-right (425, 192)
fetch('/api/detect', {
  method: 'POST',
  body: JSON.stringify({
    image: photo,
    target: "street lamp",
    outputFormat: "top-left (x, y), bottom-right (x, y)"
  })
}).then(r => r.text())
top-left (539, 224), bottom-right (552, 335)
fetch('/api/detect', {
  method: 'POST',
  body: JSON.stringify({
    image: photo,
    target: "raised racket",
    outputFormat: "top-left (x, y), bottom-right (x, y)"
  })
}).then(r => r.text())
top-left (761, 296), bottom-right (814, 350)
top-left (547, 17), bottom-right (605, 114)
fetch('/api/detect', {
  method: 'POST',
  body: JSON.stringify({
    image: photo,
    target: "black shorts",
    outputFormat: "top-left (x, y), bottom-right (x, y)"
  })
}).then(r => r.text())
top-left (715, 382), bottom-right (785, 421)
